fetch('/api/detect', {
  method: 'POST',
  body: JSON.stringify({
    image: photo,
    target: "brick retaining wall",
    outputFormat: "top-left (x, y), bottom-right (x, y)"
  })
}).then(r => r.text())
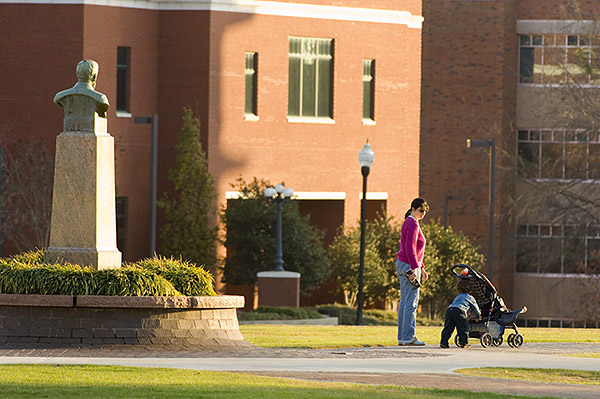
top-left (0, 294), bottom-right (250, 348)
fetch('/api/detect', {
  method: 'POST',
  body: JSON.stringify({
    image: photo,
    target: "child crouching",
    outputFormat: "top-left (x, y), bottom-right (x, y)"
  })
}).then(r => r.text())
top-left (440, 279), bottom-right (481, 348)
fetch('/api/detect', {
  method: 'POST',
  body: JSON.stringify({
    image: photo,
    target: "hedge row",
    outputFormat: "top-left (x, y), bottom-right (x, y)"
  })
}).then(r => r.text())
top-left (0, 250), bottom-right (215, 297)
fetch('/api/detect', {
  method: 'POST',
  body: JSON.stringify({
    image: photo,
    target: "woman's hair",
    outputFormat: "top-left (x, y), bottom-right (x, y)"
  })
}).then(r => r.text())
top-left (457, 279), bottom-right (471, 293)
top-left (404, 197), bottom-right (429, 219)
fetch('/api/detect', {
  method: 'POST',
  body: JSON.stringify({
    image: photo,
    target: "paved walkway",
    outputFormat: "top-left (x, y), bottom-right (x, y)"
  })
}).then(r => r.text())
top-left (0, 342), bottom-right (598, 398)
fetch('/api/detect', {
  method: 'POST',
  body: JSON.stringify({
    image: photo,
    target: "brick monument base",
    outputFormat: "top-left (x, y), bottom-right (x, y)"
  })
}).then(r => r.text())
top-left (0, 294), bottom-right (249, 348)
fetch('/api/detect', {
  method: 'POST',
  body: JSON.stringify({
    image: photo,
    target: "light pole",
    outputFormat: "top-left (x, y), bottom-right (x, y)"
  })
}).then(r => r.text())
top-left (466, 138), bottom-right (495, 281)
top-left (264, 184), bottom-right (294, 271)
top-left (134, 114), bottom-right (158, 256)
top-left (356, 141), bottom-right (374, 325)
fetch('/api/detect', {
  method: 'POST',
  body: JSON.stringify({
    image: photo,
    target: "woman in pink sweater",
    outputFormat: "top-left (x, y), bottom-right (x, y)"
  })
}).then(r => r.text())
top-left (396, 198), bottom-right (429, 345)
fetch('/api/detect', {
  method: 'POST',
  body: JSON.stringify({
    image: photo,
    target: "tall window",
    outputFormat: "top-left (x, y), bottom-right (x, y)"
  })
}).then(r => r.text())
top-left (519, 34), bottom-right (600, 85)
top-left (245, 52), bottom-right (258, 117)
top-left (362, 59), bottom-right (375, 121)
top-left (117, 47), bottom-right (130, 113)
top-left (288, 37), bottom-right (333, 119)
top-left (518, 129), bottom-right (600, 180)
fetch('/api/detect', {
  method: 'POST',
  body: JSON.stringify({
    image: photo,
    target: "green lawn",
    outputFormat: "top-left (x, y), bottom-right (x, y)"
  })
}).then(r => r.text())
top-left (0, 364), bottom-right (560, 399)
top-left (456, 367), bottom-right (600, 385)
top-left (239, 325), bottom-right (600, 348)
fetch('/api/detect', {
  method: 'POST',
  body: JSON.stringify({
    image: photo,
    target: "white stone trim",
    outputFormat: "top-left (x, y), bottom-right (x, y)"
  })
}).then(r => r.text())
top-left (257, 270), bottom-right (300, 278)
top-left (359, 192), bottom-right (388, 200)
top-left (2, 0), bottom-right (423, 27)
top-left (226, 191), bottom-right (346, 200)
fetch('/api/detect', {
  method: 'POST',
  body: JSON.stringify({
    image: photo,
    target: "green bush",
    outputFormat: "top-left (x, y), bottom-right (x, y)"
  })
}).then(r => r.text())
top-left (237, 306), bottom-right (323, 321)
top-left (0, 250), bottom-right (216, 297)
top-left (128, 255), bottom-right (216, 296)
top-left (316, 304), bottom-right (443, 326)
top-left (316, 304), bottom-right (388, 326)
top-left (327, 211), bottom-right (404, 308)
top-left (220, 177), bottom-right (329, 293)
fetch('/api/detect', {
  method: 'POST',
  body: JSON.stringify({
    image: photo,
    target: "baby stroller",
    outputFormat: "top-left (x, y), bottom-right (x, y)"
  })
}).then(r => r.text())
top-left (450, 264), bottom-right (527, 348)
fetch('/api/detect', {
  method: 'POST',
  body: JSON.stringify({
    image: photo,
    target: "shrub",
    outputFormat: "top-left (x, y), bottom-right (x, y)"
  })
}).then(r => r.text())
top-left (128, 255), bottom-right (216, 296)
top-left (315, 304), bottom-right (392, 326)
top-left (0, 251), bottom-right (216, 297)
top-left (221, 177), bottom-right (329, 292)
top-left (327, 211), bottom-right (402, 307)
top-left (237, 306), bottom-right (323, 321)
top-left (327, 213), bottom-right (485, 320)
top-left (420, 221), bottom-right (485, 319)
top-left (94, 269), bottom-right (180, 296)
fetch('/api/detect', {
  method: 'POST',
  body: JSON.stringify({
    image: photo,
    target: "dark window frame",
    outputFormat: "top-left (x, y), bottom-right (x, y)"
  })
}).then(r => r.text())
top-left (117, 47), bottom-right (131, 113)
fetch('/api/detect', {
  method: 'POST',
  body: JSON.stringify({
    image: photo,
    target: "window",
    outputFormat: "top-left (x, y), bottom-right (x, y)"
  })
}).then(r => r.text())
top-left (517, 128), bottom-right (600, 180)
top-left (117, 47), bottom-right (130, 113)
top-left (362, 59), bottom-right (375, 121)
top-left (288, 37), bottom-right (333, 119)
top-left (245, 52), bottom-right (258, 117)
top-left (516, 223), bottom-right (600, 274)
top-left (116, 197), bottom-right (128, 255)
top-left (519, 34), bottom-right (600, 85)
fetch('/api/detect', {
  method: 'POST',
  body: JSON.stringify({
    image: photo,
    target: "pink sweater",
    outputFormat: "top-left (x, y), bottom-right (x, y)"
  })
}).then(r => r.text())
top-left (397, 216), bottom-right (426, 270)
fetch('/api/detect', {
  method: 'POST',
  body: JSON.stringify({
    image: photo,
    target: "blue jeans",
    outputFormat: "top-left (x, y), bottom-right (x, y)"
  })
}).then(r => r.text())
top-left (441, 307), bottom-right (469, 347)
top-left (396, 260), bottom-right (420, 343)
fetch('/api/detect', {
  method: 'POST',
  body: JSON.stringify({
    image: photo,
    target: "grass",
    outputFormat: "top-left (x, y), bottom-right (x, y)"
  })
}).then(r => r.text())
top-left (456, 367), bottom-right (600, 385)
top-left (0, 364), bottom-right (557, 399)
top-left (239, 325), bottom-right (600, 348)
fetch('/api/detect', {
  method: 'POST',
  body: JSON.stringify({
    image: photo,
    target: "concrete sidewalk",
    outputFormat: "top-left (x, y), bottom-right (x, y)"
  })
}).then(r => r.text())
top-left (0, 342), bottom-right (597, 373)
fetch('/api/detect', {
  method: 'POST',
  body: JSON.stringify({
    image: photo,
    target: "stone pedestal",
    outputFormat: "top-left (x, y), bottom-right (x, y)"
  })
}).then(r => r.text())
top-left (256, 271), bottom-right (301, 307)
top-left (46, 97), bottom-right (121, 269)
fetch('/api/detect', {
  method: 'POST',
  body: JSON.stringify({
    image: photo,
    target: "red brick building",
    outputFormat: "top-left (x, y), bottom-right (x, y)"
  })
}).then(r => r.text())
top-left (4, 0), bottom-right (598, 325)
top-left (421, 0), bottom-right (600, 326)
top-left (0, 1), bottom-right (423, 299)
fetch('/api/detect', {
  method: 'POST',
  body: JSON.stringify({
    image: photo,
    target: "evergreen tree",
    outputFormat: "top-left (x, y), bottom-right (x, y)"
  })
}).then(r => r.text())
top-left (158, 107), bottom-right (217, 268)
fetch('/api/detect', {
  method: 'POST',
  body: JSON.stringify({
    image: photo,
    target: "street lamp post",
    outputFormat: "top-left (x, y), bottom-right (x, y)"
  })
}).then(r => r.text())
top-left (466, 138), bottom-right (496, 281)
top-left (134, 114), bottom-right (158, 256)
top-left (264, 184), bottom-right (294, 271)
top-left (356, 141), bottom-right (374, 326)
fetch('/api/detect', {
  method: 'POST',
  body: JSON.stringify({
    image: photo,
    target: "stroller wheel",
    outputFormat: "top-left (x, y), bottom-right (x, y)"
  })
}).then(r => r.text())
top-left (492, 336), bottom-right (503, 347)
top-left (507, 333), bottom-right (516, 348)
top-left (480, 333), bottom-right (492, 348)
top-left (512, 333), bottom-right (524, 348)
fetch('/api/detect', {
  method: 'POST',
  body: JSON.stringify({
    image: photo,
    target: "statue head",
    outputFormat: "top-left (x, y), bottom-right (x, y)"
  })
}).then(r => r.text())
top-left (76, 59), bottom-right (99, 88)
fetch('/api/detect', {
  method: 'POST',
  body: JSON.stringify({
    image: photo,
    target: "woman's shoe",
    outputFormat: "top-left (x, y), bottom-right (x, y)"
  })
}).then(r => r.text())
top-left (400, 338), bottom-right (425, 346)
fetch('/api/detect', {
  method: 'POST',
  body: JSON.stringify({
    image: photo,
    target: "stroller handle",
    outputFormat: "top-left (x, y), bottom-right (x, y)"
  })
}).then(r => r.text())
top-left (451, 263), bottom-right (476, 278)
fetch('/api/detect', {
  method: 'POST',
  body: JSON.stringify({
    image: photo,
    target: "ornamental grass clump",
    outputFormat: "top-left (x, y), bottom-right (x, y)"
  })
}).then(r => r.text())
top-left (0, 250), bottom-right (215, 297)
top-left (128, 255), bottom-right (216, 296)
top-left (94, 268), bottom-right (179, 297)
